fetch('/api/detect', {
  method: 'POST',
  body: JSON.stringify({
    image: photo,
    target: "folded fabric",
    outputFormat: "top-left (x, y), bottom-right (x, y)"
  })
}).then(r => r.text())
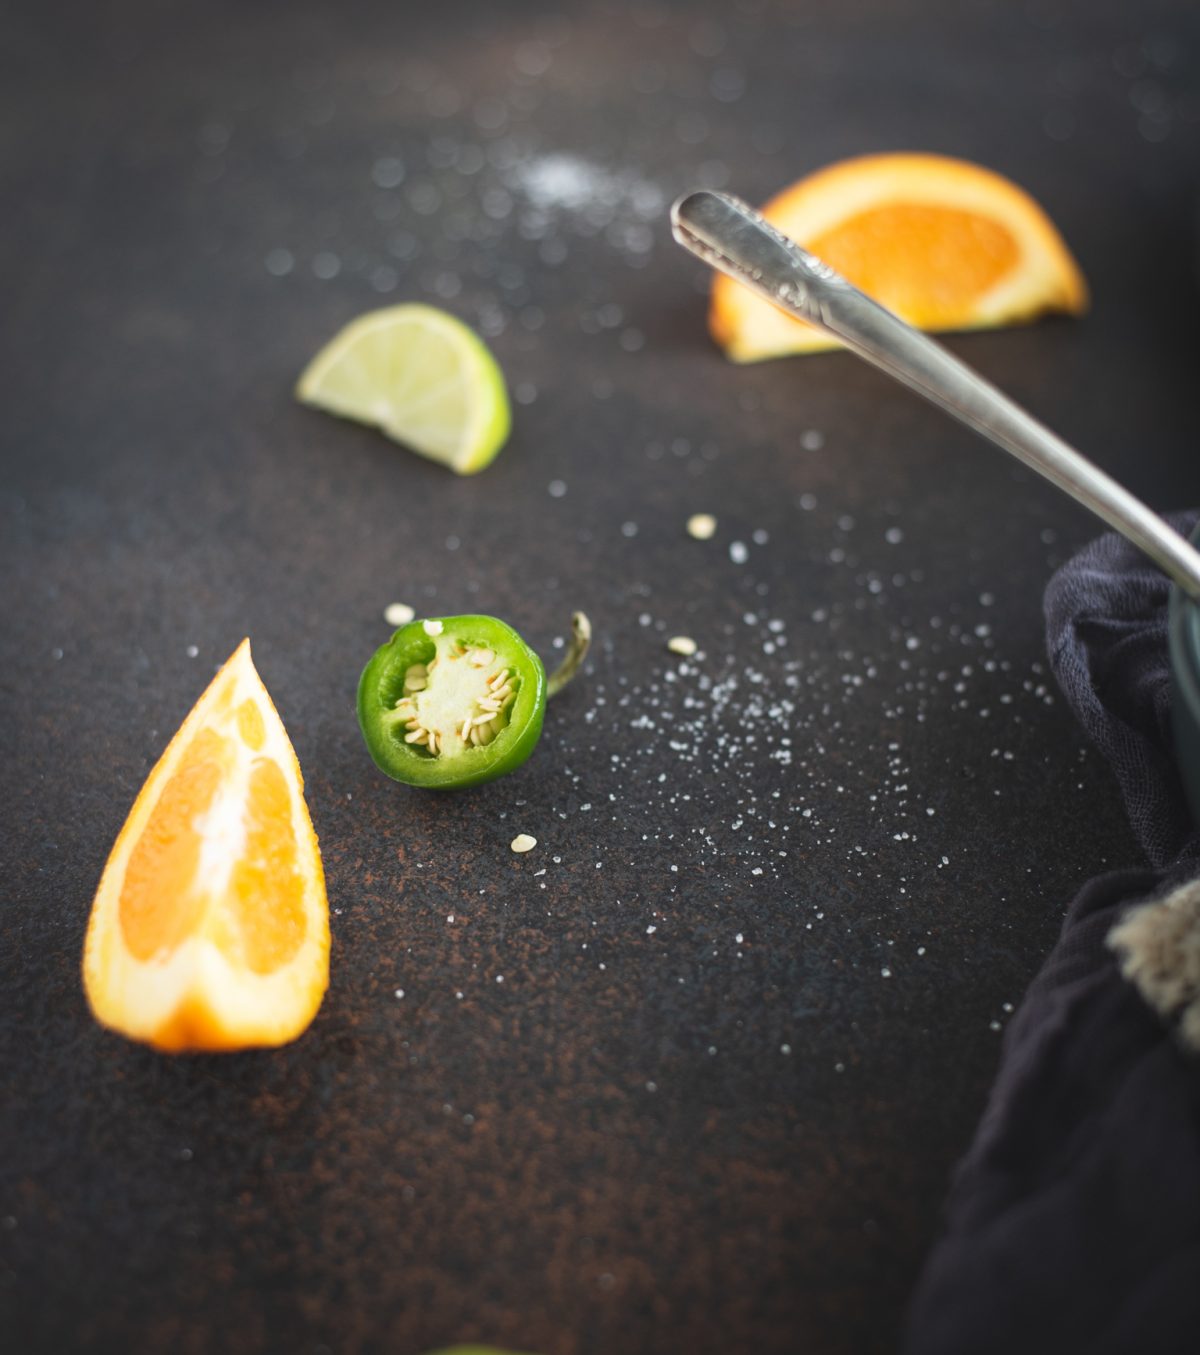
top-left (904, 515), bottom-right (1200, 1355)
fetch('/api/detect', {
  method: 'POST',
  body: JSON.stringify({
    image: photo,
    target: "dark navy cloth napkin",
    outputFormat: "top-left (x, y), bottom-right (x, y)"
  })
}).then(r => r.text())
top-left (904, 515), bottom-right (1200, 1355)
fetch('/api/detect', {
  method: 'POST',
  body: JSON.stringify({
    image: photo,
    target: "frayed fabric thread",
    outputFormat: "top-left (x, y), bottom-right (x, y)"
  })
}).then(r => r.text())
top-left (1109, 877), bottom-right (1200, 1051)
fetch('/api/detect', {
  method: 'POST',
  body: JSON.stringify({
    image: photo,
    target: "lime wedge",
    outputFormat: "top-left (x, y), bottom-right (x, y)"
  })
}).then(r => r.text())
top-left (296, 304), bottom-right (511, 474)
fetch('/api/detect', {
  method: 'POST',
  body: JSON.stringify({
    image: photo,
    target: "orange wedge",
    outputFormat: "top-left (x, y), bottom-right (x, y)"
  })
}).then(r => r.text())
top-left (83, 640), bottom-right (330, 1052)
top-left (710, 152), bottom-right (1088, 361)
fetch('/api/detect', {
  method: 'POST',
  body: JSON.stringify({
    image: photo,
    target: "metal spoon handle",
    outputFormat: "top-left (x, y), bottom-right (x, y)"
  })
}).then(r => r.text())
top-left (671, 189), bottom-right (1200, 600)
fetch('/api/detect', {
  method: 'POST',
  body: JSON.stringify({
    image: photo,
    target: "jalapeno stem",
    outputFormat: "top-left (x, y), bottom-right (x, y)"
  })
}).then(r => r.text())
top-left (547, 611), bottom-right (592, 699)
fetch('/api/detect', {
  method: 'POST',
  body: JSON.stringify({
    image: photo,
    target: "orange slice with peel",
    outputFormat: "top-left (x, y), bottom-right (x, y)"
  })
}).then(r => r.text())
top-left (83, 640), bottom-right (330, 1052)
top-left (710, 152), bottom-right (1088, 361)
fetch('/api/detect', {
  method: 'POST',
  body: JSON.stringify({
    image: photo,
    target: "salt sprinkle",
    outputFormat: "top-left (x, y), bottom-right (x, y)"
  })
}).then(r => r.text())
top-left (384, 602), bottom-right (415, 627)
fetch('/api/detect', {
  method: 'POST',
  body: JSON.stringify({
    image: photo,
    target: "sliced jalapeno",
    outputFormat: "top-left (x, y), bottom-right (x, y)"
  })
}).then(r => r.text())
top-left (357, 613), bottom-right (589, 790)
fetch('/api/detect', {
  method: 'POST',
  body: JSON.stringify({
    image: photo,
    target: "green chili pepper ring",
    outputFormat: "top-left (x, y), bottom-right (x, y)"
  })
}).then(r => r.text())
top-left (358, 614), bottom-right (550, 790)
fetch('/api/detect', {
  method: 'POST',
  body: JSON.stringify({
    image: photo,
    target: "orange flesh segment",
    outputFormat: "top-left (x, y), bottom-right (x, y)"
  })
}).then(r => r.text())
top-left (809, 203), bottom-right (1020, 326)
top-left (116, 725), bottom-right (307, 975)
top-left (236, 698), bottom-right (266, 750)
top-left (118, 727), bottom-right (230, 961)
top-left (228, 758), bottom-right (308, 973)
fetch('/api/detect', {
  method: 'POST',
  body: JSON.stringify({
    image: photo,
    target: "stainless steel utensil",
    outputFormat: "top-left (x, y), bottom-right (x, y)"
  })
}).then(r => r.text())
top-left (671, 189), bottom-right (1200, 600)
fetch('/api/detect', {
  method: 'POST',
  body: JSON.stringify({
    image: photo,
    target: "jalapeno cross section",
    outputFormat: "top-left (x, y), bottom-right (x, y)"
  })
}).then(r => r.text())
top-left (358, 615), bottom-right (547, 789)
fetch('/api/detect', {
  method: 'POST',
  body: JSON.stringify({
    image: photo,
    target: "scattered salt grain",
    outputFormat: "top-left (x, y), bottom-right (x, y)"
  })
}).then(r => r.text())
top-left (729, 541), bottom-right (749, 564)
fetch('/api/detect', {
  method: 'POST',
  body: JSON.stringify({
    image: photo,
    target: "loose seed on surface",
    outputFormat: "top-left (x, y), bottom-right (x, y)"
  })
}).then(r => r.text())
top-left (667, 635), bottom-right (697, 656)
top-left (510, 834), bottom-right (538, 853)
top-left (686, 513), bottom-right (717, 540)
top-left (384, 602), bottom-right (416, 627)
top-left (422, 619), bottom-right (444, 636)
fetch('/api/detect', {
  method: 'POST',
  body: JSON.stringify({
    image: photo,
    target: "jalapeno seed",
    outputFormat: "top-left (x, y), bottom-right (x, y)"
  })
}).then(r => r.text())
top-left (387, 641), bottom-right (517, 759)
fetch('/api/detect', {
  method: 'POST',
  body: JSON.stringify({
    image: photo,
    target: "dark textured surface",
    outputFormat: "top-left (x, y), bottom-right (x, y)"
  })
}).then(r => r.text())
top-left (2, 2), bottom-right (1199, 1353)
